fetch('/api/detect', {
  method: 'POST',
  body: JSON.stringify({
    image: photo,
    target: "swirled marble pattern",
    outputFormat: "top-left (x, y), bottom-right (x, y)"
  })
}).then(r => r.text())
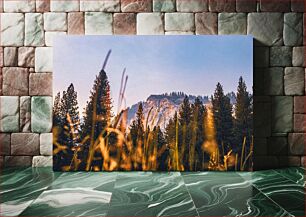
top-left (0, 167), bottom-right (305, 216)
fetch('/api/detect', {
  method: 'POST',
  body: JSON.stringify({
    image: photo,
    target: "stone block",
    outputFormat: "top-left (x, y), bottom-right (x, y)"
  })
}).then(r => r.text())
top-left (270, 46), bottom-right (292, 67)
top-left (121, 0), bottom-right (152, 12)
top-left (253, 137), bottom-right (267, 156)
top-left (25, 13), bottom-right (44, 46)
top-left (29, 73), bottom-right (53, 96)
top-left (260, 0), bottom-right (290, 12)
top-left (2, 67), bottom-right (29, 96)
top-left (20, 96), bottom-right (31, 132)
top-left (218, 13), bottom-right (247, 35)
top-left (236, 0), bottom-right (256, 12)
top-left (302, 156), bottom-right (306, 167)
top-left (85, 12), bottom-right (113, 35)
top-left (254, 68), bottom-right (265, 95)
top-left (31, 96), bottom-right (52, 133)
top-left (284, 67), bottom-right (305, 95)
top-left (247, 13), bottom-right (283, 46)
top-left (11, 133), bottom-right (39, 155)
top-left (288, 133), bottom-right (305, 155)
top-left (44, 12), bottom-right (67, 31)
top-left (294, 96), bottom-right (305, 113)
top-left (3, 0), bottom-right (35, 12)
top-left (0, 96), bottom-right (19, 132)
top-left (0, 69), bottom-right (2, 95)
top-left (284, 13), bottom-right (303, 46)
top-left (253, 156), bottom-right (278, 170)
top-left (254, 47), bottom-right (269, 67)
top-left (165, 13), bottom-right (195, 31)
top-left (208, 0), bottom-right (235, 12)
top-left (35, 47), bottom-right (53, 72)
top-left (195, 12), bottom-right (217, 35)
top-left (264, 67), bottom-right (284, 95)
top-left (32, 156), bottom-right (53, 167)
top-left (3, 47), bottom-right (18, 66)
top-left (0, 47), bottom-right (3, 67)
top-left (278, 156), bottom-right (301, 167)
top-left (176, 0), bottom-right (207, 12)
top-left (292, 46), bottom-right (305, 67)
top-left (291, 0), bottom-right (305, 12)
top-left (272, 96), bottom-right (293, 133)
top-left (18, 47), bottom-right (35, 67)
top-left (40, 133), bottom-right (53, 155)
top-left (268, 136), bottom-right (288, 155)
top-left (4, 156), bottom-right (32, 167)
top-left (68, 12), bottom-right (85, 35)
top-left (153, 0), bottom-right (175, 12)
top-left (137, 13), bottom-right (164, 35)
top-left (254, 102), bottom-right (271, 137)
top-left (114, 13), bottom-right (136, 35)
top-left (165, 31), bottom-right (195, 35)
top-left (50, 0), bottom-right (79, 12)
top-left (294, 114), bottom-right (306, 132)
top-left (36, 0), bottom-right (50, 12)
top-left (0, 133), bottom-right (10, 155)
top-left (45, 32), bottom-right (67, 46)
top-left (80, 0), bottom-right (120, 12)
top-left (1, 13), bottom-right (24, 46)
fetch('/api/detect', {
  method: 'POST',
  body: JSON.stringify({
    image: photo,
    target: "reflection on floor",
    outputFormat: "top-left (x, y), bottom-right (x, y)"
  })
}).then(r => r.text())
top-left (0, 167), bottom-right (305, 216)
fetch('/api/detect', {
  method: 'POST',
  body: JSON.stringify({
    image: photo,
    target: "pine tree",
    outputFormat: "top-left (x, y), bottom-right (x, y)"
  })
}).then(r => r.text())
top-left (211, 82), bottom-right (233, 154)
top-left (53, 92), bottom-right (62, 127)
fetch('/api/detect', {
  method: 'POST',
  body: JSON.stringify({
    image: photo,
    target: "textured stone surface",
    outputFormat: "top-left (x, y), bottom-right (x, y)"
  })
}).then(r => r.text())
top-left (20, 96), bottom-right (31, 132)
top-left (45, 32), bottom-right (67, 46)
top-left (288, 133), bottom-right (305, 155)
top-left (36, 0), bottom-right (50, 12)
top-left (153, 0), bottom-right (175, 12)
top-left (278, 156), bottom-right (301, 167)
top-left (121, 0), bottom-right (152, 12)
top-left (35, 47), bottom-right (53, 72)
top-left (68, 12), bottom-right (84, 35)
top-left (11, 133), bottom-right (39, 155)
top-left (272, 96), bottom-right (293, 133)
top-left (253, 138), bottom-right (267, 156)
top-left (254, 101), bottom-right (271, 137)
top-left (40, 133), bottom-right (52, 155)
top-left (32, 156), bottom-right (53, 167)
top-left (268, 137), bottom-right (288, 156)
top-left (0, 69), bottom-right (2, 95)
top-left (44, 12), bottom-right (67, 31)
top-left (31, 96), bottom-right (52, 133)
top-left (254, 68), bottom-right (265, 95)
top-left (218, 13), bottom-right (246, 35)
top-left (247, 13), bottom-right (283, 46)
top-left (236, 0), bottom-right (256, 12)
top-left (3, 0), bottom-right (35, 12)
top-left (18, 47), bottom-right (35, 67)
top-left (270, 46), bottom-right (292, 67)
top-left (284, 13), bottom-right (303, 46)
top-left (294, 114), bottom-right (306, 132)
top-left (0, 13), bottom-right (24, 46)
top-left (294, 96), bottom-right (305, 113)
top-left (284, 67), bottom-right (305, 95)
top-left (253, 156), bottom-right (278, 170)
top-left (29, 73), bottom-right (53, 96)
top-left (4, 47), bottom-right (18, 66)
top-left (176, 0), bottom-right (207, 12)
top-left (50, 0), bottom-right (79, 12)
top-left (114, 13), bottom-right (136, 35)
top-left (0, 47), bottom-right (3, 67)
top-left (137, 13), bottom-right (164, 34)
top-left (291, 0), bottom-right (305, 12)
top-left (2, 67), bottom-right (29, 96)
top-left (165, 13), bottom-right (195, 31)
top-left (0, 133), bottom-right (10, 155)
top-left (85, 12), bottom-right (113, 35)
top-left (0, 96), bottom-right (19, 132)
top-left (292, 46), bottom-right (305, 67)
top-left (260, 0), bottom-right (290, 12)
top-left (165, 31), bottom-right (194, 35)
top-left (4, 156), bottom-right (32, 167)
top-left (264, 67), bottom-right (284, 95)
top-left (25, 13), bottom-right (44, 46)
top-left (208, 0), bottom-right (235, 12)
top-left (254, 47), bottom-right (269, 67)
top-left (195, 12), bottom-right (217, 35)
top-left (80, 0), bottom-right (120, 12)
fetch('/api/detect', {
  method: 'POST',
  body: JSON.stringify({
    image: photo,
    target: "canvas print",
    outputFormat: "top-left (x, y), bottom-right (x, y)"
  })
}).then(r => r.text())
top-left (53, 36), bottom-right (253, 172)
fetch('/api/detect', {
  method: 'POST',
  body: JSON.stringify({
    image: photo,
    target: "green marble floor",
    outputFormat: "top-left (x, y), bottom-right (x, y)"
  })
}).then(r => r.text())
top-left (0, 167), bottom-right (305, 217)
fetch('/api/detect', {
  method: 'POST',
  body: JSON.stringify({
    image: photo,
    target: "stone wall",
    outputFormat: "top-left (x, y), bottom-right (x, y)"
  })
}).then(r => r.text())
top-left (0, 0), bottom-right (305, 169)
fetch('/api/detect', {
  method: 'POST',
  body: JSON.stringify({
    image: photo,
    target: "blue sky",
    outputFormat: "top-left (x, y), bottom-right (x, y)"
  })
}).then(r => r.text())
top-left (54, 35), bottom-right (253, 115)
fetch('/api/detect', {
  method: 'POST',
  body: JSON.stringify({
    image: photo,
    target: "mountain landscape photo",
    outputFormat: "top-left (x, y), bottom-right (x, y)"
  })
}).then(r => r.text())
top-left (53, 36), bottom-right (253, 172)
